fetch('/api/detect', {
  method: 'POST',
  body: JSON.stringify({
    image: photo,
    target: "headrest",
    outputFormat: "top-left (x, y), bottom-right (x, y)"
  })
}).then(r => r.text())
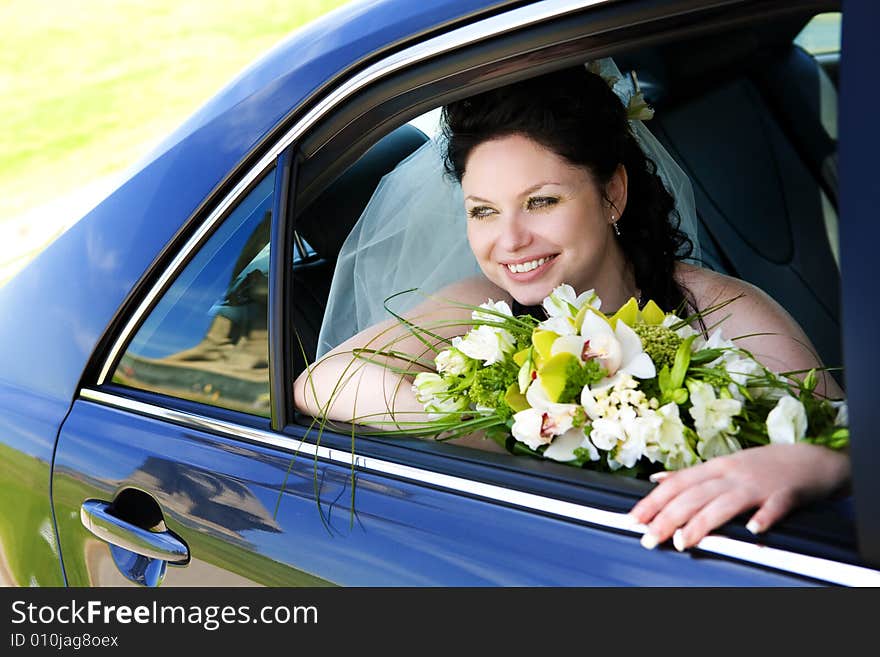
top-left (295, 123), bottom-right (429, 259)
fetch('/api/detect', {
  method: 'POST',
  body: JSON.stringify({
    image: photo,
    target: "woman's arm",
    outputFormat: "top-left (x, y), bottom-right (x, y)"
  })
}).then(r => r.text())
top-left (293, 276), bottom-right (510, 452)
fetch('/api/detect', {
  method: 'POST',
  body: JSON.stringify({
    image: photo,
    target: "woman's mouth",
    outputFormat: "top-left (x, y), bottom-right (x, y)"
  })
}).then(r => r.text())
top-left (502, 254), bottom-right (557, 279)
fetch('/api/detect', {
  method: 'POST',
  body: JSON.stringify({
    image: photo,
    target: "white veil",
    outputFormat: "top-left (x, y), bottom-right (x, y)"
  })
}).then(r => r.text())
top-left (316, 58), bottom-right (701, 358)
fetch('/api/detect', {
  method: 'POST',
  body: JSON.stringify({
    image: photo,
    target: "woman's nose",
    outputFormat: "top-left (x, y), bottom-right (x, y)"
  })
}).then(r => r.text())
top-left (497, 212), bottom-right (532, 252)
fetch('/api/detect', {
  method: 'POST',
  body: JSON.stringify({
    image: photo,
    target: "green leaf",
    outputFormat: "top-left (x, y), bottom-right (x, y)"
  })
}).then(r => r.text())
top-left (669, 335), bottom-right (695, 389)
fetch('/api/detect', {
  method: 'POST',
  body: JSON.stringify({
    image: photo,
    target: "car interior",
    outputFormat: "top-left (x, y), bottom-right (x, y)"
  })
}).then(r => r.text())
top-left (287, 7), bottom-right (855, 563)
top-left (292, 11), bottom-right (842, 384)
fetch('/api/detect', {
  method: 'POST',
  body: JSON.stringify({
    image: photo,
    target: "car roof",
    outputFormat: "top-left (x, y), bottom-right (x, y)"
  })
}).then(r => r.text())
top-left (0, 0), bottom-right (515, 403)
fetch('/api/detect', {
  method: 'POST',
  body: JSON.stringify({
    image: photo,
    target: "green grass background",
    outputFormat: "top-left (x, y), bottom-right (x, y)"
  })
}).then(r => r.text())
top-left (0, 0), bottom-right (349, 278)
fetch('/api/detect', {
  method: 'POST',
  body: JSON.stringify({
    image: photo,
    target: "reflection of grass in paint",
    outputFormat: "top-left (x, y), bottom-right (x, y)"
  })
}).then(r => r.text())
top-left (0, 443), bottom-right (65, 585)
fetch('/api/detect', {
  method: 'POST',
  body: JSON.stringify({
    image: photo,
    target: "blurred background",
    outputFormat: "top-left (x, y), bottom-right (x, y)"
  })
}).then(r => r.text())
top-left (0, 0), bottom-right (348, 285)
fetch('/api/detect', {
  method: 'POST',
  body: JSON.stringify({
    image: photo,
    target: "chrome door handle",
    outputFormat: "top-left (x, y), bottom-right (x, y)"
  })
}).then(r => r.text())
top-left (80, 499), bottom-right (189, 563)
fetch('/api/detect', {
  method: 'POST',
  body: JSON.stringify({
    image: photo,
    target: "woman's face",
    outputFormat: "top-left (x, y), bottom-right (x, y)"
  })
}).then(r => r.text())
top-left (462, 134), bottom-right (627, 306)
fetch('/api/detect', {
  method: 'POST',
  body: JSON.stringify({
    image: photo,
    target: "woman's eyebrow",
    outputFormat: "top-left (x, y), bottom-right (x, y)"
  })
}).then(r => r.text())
top-left (465, 194), bottom-right (494, 203)
top-left (521, 182), bottom-right (562, 195)
top-left (465, 182), bottom-right (563, 204)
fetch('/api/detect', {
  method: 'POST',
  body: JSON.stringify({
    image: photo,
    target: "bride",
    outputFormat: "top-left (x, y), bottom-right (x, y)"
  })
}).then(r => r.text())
top-left (294, 61), bottom-right (850, 553)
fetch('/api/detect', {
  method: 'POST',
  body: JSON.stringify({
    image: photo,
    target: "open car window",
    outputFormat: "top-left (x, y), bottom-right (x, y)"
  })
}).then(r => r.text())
top-left (284, 1), bottom-right (860, 575)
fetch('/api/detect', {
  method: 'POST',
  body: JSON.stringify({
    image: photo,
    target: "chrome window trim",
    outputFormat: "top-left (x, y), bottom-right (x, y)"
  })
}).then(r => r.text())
top-left (81, 387), bottom-right (880, 587)
top-left (96, 0), bottom-right (612, 385)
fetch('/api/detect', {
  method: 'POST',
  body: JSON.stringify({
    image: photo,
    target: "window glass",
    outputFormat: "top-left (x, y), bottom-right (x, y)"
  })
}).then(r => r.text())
top-left (794, 12), bottom-right (841, 55)
top-left (112, 173), bottom-right (274, 417)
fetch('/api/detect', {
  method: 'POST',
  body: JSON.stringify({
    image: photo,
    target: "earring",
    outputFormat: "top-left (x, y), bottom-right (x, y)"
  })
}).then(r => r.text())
top-left (611, 214), bottom-right (621, 236)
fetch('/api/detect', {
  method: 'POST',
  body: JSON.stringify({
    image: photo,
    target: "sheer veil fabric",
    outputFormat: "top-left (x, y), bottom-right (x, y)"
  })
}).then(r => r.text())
top-left (316, 58), bottom-right (701, 358)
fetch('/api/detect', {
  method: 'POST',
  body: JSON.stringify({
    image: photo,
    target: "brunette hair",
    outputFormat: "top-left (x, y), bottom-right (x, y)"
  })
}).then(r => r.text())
top-left (441, 66), bottom-right (696, 314)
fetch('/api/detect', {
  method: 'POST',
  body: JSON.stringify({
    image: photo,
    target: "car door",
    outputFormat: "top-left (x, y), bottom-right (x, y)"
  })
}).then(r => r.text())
top-left (51, 0), bottom-right (880, 587)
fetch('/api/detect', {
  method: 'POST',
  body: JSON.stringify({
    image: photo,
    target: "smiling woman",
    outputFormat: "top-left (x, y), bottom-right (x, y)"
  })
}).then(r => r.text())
top-left (293, 61), bottom-right (849, 552)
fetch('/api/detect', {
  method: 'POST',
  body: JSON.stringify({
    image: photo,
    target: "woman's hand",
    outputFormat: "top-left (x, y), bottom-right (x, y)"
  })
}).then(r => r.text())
top-left (628, 443), bottom-right (851, 551)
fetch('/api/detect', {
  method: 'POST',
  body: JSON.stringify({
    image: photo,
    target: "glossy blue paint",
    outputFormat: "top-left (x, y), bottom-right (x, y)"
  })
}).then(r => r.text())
top-left (53, 400), bottom-right (813, 586)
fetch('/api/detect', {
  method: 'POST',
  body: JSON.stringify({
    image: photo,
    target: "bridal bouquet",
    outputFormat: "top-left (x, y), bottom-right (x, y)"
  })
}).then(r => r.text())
top-left (385, 284), bottom-right (848, 475)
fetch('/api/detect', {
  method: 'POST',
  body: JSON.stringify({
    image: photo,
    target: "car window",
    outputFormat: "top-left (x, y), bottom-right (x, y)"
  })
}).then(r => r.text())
top-left (111, 173), bottom-right (274, 417)
top-left (794, 12), bottom-right (841, 56)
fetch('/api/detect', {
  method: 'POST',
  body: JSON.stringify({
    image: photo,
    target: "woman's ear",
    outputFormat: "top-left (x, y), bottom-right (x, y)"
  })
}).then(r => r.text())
top-left (606, 164), bottom-right (628, 222)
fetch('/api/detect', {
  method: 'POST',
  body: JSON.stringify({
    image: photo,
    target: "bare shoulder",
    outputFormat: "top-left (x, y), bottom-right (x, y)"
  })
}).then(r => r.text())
top-left (674, 262), bottom-right (836, 387)
top-left (675, 262), bottom-right (778, 309)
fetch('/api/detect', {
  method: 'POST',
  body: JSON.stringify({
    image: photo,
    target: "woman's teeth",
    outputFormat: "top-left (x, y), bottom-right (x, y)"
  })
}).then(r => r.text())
top-left (506, 256), bottom-right (552, 274)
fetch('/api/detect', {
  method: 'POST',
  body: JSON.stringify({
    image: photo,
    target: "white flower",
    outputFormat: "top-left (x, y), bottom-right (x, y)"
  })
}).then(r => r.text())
top-left (511, 380), bottom-right (582, 452)
top-left (588, 417), bottom-right (626, 452)
top-left (472, 299), bottom-right (513, 323)
top-left (435, 348), bottom-right (471, 376)
top-left (542, 284), bottom-right (599, 318)
top-left (553, 311), bottom-right (654, 389)
top-left (613, 413), bottom-right (654, 469)
top-left (538, 285), bottom-right (599, 335)
top-left (544, 427), bottom-right (597, 462)
top-left (661, 313), bottom-right (698, 340)
top-left (687, 380), bottom-right (742, 456)
top-left (766, 395), bottom-right (808, 444)
top-left (412, 372), bottom-right (447, 404)
top-left (697, 433), bottom-right (742, 460)
top-left (412, 372), bottom-right (469, 421)
top-left (453, 325), bottom-right (516, 366)
top-left (511, 409), bottom-right (553, 450)
top-left (723, 354), bottom-right (764, 401)
top-left (643, 403), bottom-right (701, 470)
top-left (583, 404), bottom-right (650, 470)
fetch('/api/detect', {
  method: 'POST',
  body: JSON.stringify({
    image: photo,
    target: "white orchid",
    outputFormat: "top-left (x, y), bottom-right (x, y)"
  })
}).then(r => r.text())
top-left (766, 395), bottom-right (808, 444)
top-left (552, 311), bottom-right (655, 389)
top-left (537, 284), bottom-right (599, 335)
top-left (687, 379), bottom-right (742, 458)
top-left (510, 379), bottom-right (588, 458)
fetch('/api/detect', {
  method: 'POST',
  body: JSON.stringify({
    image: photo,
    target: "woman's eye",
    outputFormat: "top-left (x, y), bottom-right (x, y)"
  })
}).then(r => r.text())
top-left (526, 196), bottom-right (559, 211)
top-left (467, 206), bottom-right (496, 220)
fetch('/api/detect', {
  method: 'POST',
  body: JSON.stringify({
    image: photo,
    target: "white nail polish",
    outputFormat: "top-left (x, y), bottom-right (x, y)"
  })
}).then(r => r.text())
top-left (649, 471), bottom-right (670, 483)
top-left (746, 519), bottom-right (763, 535)
top-left (640, 532), bottom-right (659, 550)
top-left (673, 529), bottom-right (686, 552)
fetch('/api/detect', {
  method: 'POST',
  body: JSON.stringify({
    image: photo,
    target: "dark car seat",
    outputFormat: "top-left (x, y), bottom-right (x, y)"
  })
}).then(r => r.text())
top-left (292, 124), bottom-right (430, 377)
top-left (617, 22), bottom-right (843, 376)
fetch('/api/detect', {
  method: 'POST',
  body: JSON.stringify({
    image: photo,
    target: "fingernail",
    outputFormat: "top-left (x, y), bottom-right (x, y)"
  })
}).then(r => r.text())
top-left (640, 532), bottom-right (659, 550)
top-left (649, 471), bottom-right (670, 483)
top-left (673, 529), bottom-right (686, 552)
top-left (746, 519), bottom-right (763, 535)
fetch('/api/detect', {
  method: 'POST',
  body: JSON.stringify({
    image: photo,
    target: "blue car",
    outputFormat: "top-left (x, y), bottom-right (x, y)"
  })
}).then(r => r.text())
top-left (2, 0), bottom-right (878, 587)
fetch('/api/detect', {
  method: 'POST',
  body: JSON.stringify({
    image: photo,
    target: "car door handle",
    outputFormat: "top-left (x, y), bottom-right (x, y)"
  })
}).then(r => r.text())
top-left (80, 499), bottom-right (189, 563)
